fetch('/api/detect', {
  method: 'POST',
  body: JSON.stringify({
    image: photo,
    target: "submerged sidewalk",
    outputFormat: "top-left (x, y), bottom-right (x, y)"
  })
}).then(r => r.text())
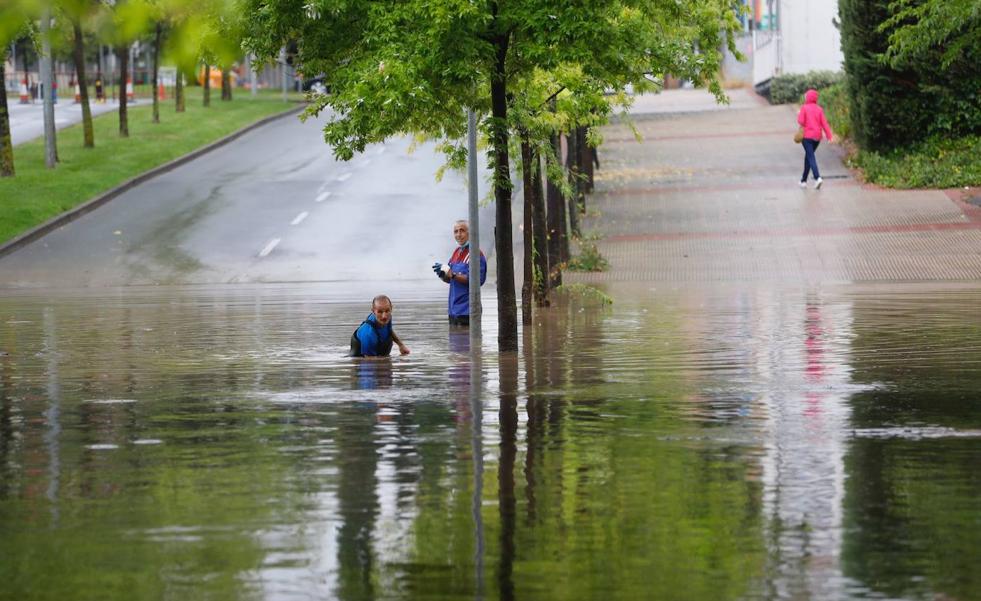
top-left (569, 88), bottom-right (981, 285)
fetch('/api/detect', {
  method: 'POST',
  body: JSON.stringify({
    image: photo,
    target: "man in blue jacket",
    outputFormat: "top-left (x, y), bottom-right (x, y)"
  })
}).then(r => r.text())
top-left (350, 295), bottom-right (410, 357)
top-left (432, 220), bottom-right (487, 326)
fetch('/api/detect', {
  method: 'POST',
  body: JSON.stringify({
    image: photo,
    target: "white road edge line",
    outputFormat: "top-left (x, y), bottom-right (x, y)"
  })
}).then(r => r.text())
top-left (258, 238), bottom-right (281, 258)
top-left (291, 211), bottom-right (309, 226)
top-left (316, 191), bottom-right (331, 202)
top-left (336, 172), bottom-right (352, 182)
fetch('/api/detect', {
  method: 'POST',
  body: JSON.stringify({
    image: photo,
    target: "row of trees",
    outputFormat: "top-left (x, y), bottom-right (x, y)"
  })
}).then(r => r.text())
top-left (0, 0), bottom-right (247, 176)
top-left (243, 0), bottom-right (745, 351)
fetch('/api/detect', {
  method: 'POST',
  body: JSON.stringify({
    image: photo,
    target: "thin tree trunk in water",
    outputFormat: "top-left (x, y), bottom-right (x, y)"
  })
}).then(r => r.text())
top-left (531, 149), bottom-right (549, 306)
top-left (152, 23), bottom-right (161, 123)
top-left (117, 45), bottom-right (129, 137)
top-left (490, 31), bottom-right (517, 352)
top-left (579, 126), bottom-right (594, 194)
top-left (221, 67), bottom-right (231, 101)
top-left (0, 58), bottom-right (14, 176)
top-left (545, 143), bottom-right (565, 288)
top-left (175, 71), bottom-right (185, 112)
top-left (72, 20), bottom-right (94, 147)
top-left (565, 132), bottom-right (580, 238)
top-left (520, 135), bottom-right (534, 326)
top-left (546, 129), bottom-right (569, 275)
top-left (203, 64), bottom-right (211, 107)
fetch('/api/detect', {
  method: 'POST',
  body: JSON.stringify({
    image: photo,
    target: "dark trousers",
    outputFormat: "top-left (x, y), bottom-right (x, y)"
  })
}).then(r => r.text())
top-left (448, 315), bottom-right (470, 327)
top-left (801, 138), bottom-right (821, 182)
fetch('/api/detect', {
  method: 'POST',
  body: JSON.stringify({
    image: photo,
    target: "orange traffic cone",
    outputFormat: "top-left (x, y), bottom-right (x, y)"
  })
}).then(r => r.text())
top-left (126, 78), bottom-right (134, 101)
top-left (157, 81), bottom-right (166, 101)
top-left (19, 78), bottom-right (30, 104)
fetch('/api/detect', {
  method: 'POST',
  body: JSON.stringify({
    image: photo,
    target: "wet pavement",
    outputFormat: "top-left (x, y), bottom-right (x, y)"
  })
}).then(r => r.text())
top-left (8, 98), bottom-right (142, 146)
top-left (570, 88), bottom-right (981, 284)
top-left (0, 111), bottom-right (494, 288)
top-left (1, 90), bottom-right (980, 601)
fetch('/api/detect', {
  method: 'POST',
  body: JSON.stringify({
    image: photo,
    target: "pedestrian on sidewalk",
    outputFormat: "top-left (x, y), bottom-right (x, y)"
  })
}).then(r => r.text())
top-left (797, 88), bottom-right (834, 189)
top-left (432, 220), bottom-right (486, 327)
top-left (350, 295), bottom-right (410, 357)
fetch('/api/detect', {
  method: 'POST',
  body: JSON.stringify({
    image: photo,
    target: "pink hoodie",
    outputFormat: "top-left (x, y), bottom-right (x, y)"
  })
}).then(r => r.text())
top-left (797, 89), bottom-right (833, 142)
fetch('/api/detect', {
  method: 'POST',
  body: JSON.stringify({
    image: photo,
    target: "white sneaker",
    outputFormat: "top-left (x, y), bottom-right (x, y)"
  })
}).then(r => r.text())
top-left (799, 180), bottom-right (807, 189)
top-left (814, 178), bottom-right (823, 189)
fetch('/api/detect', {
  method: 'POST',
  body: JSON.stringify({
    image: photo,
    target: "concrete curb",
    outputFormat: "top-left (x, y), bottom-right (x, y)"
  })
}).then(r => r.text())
top-left (0, 104), bottom-right (306, 260)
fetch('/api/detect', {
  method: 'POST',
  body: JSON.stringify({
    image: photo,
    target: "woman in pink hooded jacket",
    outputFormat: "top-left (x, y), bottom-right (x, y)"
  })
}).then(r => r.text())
top-left (797, 88), bottom-right (834, 189)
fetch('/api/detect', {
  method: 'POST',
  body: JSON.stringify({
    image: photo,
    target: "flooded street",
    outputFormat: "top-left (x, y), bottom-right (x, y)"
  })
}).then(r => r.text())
top-left (2, 282), bottom-right (979, 600)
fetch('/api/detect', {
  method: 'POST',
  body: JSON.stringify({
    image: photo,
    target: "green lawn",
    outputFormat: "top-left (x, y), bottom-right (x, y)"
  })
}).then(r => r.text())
top-left (0, 89), bottom-right (305, 245)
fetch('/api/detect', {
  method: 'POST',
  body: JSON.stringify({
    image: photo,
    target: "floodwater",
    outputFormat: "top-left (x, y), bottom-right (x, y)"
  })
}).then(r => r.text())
top-left (1, 282), bottom-right (979, 601)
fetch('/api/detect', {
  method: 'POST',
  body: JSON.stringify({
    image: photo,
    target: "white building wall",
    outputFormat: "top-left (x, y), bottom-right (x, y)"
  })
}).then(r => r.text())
top-left (780, 0), bottom-right (844, 74)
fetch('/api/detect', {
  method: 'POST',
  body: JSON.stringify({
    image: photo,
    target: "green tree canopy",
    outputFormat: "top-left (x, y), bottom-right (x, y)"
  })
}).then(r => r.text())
top-left (242, 0), bottom-right (742, 349)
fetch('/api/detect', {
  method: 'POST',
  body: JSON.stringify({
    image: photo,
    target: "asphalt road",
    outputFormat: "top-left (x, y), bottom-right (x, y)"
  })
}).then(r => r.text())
top-left (8, 98), bottom-right (136, 146)
top-left (0, 110), bottom-right (495, 291)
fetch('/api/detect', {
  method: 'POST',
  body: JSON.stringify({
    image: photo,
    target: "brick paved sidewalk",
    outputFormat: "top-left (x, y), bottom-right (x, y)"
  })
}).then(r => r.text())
top-left (567, 89), bottom-right (981, 285)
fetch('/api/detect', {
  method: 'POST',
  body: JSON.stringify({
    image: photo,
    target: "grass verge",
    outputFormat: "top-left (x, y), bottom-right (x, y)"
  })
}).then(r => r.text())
top-left (0, 89), bottom-right (304, 245)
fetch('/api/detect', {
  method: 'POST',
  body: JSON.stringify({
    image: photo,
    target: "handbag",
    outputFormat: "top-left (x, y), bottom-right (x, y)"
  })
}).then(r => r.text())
top-left (793, 127), bottom-right (804, 144)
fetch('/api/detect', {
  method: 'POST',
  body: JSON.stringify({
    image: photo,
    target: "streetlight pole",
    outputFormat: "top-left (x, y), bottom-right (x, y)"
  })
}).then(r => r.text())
top-left (467, 109), bottom-right (482, 347)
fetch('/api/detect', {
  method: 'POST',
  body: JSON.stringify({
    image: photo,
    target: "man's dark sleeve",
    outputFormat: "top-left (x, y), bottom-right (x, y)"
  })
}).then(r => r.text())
top-left (350, 325), bottom-right (364, 357)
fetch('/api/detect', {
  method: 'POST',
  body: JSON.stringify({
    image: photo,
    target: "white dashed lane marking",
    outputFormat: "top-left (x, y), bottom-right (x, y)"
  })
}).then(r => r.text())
top-left (336, 172), bottom-right (352, 182)
top-left (258, 238), bottom-right (281, 258)
top-left (316, 191), bottom-right (331, 202)
top-left (291, 211), bottom-right (309, 226)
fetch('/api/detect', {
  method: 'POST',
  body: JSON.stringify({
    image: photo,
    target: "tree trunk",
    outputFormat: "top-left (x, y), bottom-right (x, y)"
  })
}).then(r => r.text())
top-left (520, 135), bottom-right (534, 326)
top-left (203, 64), bottom-right (211, 107)
top-left (0, 57), bottom-right (14, 177)
top-left (579, 126), bottom-right (594, 194)
top-left (221, 67), bottom-right (232, 101)
top-left (490, 33), bottom-right (517, 352)
top-left (175, 70), bottom-right (185, 112)
top-left (152, 23), bottom-right (161, 123)
top-left (117, 45), bottom-right (129, 137)
top-left (531, 149), bottom-right (549, 306)
top-left (72, 20), bottom-right (94, 147)
top-left (545, 130), bottom-right (568, 280)
top-left (565, 132), bottom-right (580, 238)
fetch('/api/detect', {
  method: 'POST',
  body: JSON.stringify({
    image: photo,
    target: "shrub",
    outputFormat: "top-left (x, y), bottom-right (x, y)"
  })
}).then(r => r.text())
top-left (554, 283), bottom-right (614, 305)
top-left (852, 135), bottom-right (981, 189)
top-left (566, 242), bottom-right (610, 272)
top-left (768, 71), bottom-right (842, 105)
top-left (820, 83), bottom-right (851, 140)
top-left (839, 0), bottom-right (981, 152)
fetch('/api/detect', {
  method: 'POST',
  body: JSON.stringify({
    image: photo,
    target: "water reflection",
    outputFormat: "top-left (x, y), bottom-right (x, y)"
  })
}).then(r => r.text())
top-left (0, 284), bottom-right (979, 600)
top-left (758, 296), bottom-right (857, 598)
top-left (354, 359), bottom-right (394, 391)
top-left (336, 401), bottom-right (381, 601)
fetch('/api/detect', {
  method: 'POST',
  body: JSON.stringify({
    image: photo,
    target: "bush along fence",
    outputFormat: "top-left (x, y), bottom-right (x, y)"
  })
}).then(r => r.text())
top-left (766, 71), bottom-right (842, 105)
